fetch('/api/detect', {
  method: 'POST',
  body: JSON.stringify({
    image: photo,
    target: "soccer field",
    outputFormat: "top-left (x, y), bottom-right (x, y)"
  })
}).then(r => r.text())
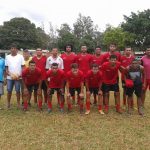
top-left (0, 88), bottom-right (150, 150)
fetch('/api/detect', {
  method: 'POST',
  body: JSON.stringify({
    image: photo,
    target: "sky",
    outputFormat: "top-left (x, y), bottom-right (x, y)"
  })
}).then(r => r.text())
top-left (0, 0), bottom-right (150, 33)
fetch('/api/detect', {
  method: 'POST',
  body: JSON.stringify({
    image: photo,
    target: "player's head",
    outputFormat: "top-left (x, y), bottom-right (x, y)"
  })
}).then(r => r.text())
top-left (29, 60), bottom-right (36, 71)
top-left (95, 46), bottom-right (101, 55)
top-left (51, 63), bottom-right (58, 73)
top-left (10, 43), bottom-right (18, 55)
top-left (92, 64), bottom-right (99, 74)
top-left (81, 45), bottom-right (87, 53)
top-left (131, 58), bottom-right (139, 68)
top-left (23, 49), bottom-right (30, 59)
top-left (109, 43), bottom-right (117, 52)
top-left (64, 44), bottom-right (73, 52)
top-left (36, 48), bottom-right (42, 57)
top-left (109, 55), bottom-right (117, 65)
top-left (51, 47), bottom-right (58, 57)
top-left (124, 46), bottom-right (132, 56)
top-left (146, 46), bottom-right (150, 56)
top-left (71, 63), bottom-right (79, 75)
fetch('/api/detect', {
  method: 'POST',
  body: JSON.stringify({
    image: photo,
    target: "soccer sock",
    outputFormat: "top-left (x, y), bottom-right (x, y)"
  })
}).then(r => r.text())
top-left (60, 101), bottom-right (64, 109)
top-left (24, 100), bottom-right (28, 109)
top-left (86, 101), bottom-right (90, 110)
top-left (68, 103), bottom-right (72, 110)
top-left (38, 100), bottom-right (42, 109)
top-left (80, 103), bottom-right (83, 110)
top-left (94, 94), bottom-right (97, 103)
top-left (77, 96), bottom-right (80, 105)
top-left (47, 101), bottom-right (52, 109)
top-left (116, 104), bottom-right (121, 110)
top-left (104, 105), bottom-right (109, 110)
top-left (98, 105), bottom-right (102, 111)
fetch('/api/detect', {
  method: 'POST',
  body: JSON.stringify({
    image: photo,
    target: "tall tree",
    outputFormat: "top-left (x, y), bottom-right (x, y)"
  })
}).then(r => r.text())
top-left (57, 23), bottom-right (77, 51)
top-left (121, 9), bottom-right (150, 50)
top-left (103, 25), bottom-right (135, 50)
top-left (0, 17), bottom-right (49, 49)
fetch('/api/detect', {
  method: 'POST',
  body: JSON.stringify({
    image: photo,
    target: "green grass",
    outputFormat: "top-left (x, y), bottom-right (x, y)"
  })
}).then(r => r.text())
top-left (0, 89), bottom-right (150, 150)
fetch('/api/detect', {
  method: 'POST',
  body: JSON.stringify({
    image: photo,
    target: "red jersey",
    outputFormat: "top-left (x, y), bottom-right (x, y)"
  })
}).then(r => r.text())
top-left (22, 67), bottom-right (41, 85)
top-left (92, 55), bottom-right (103, 67)
top-left (101, 52), bottom-right (121, 64)
top-left (120, 55), bottom-right (135, 80)
top-left (66, 70), bottom-right (84, 88)
top-left (61, 52), bottom-right (77, 75)
top-left (46, 69), bottom-right (64, 88)
top-left (32, 56), bottom-right (47, 80)
top-left (101, 62), bottom-right (121, 84)
top-left (86, 70), bottom-right (102, 88)
top-left (76, 53), bottom-right (92, 76)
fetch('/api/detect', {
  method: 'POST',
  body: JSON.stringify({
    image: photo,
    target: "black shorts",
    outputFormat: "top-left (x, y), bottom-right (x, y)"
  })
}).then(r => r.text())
top-left (102, 83), bottom-right (119, 93)
top-left (48, 88), bottom-right (64, 95)
top-left (126, 84), bottom-right (142, 97)
top-left (27, 84), bottom-right (39, 93)
top-left (89, 87), bottom-right (99, 95)
top-left (41, 80), bottom-right (47, 90)
top-left (69, 88), bottom-right (81, 97)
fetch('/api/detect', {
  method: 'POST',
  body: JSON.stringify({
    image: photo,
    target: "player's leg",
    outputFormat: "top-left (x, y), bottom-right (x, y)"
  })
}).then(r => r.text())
top-left (23, 86), bottom-right (30, 111)
top-left (67, 88), bottom-right (74, 112)
top-left (78, 88), bottom-right (84, 114)
top-left (97, 89), bottom-right (104, 115)
top-left (14, 80), bottom-right (21, 109)
top-left (41, 80), bottom-right (47, 104)
top-left (58, 88), bottom-right (65, 112)
top-left (85, 90), bottom-right (91, 115)
top-left (47, 88), bottom-right (53, 113)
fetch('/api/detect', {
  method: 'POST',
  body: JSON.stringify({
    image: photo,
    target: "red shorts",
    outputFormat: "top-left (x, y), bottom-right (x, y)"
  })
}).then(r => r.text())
top-left (145, 79), bottom-right (150, 90)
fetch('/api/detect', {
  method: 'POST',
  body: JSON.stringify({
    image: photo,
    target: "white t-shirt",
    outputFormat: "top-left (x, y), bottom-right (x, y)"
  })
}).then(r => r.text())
top-left (46, 56), bottom-right (64, 70)
top-left (5, 54), bottom-right (25, 79)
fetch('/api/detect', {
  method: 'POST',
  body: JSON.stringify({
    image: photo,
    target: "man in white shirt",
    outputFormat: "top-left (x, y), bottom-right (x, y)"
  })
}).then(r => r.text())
top-left (46, 48), bottom-right (64, 70)
top-left (5, 44), bottom-right (25, 109)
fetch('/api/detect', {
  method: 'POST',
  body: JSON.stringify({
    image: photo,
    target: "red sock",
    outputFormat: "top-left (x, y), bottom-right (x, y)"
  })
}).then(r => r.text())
top-left (38, 100), bottom-right (42, 109)
top-left (80, 103), bottom-right (83, 110)
top-left (98, 105), bottom-right (102, 111)
top-left (123, 99), bottom-right (126, 105)
top-left (72, 95), bottom-right (75, 102)
top-left (86, 101), bottom-right (90, 110)
top-left (47, 101), bottom-right (52, 109)
top-left (60, 101), bottom-right (64, 109)
top-left (68, 103), bottom-right (72, 110)
top-left (116, 104), bottom-right (120, 110)
top-left (24, 100), bottom-right (28, 109)
top-left (104, 105), bottom-right (109, 110)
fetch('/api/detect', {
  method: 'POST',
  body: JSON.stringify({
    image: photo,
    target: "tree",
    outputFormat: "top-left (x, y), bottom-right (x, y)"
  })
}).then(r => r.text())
top-left (73, 13), bottom-right (101, 53)
top-left (0, 17), bottom-right (49, 49)
top-left (57, 23), bottom-right (78, 51)
top-left (103, 25), bottom-right (135, 50)
top-left (121, 9), bottom-right (150, 50)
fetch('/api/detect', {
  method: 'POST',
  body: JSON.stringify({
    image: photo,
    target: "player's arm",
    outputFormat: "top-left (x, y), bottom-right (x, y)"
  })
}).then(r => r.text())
top-left (119, 65), bottom-right (126, 73)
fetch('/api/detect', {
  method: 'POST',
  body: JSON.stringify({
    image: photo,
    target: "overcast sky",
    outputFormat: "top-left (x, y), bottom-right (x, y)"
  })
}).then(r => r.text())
top-left (0, 0), bottom-right (149, 33)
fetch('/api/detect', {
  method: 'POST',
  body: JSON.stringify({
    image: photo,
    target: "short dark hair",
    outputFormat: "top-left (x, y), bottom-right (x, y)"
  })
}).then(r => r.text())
top-left (109, 43), bottom-right (117, 46)
top-left (51, 63), bottom-right (58, 67)
top-left (64, 44), bottom-right (73, 51)
top-left (110, 55), bottom-right (117, 60)
top-left (23, 49), bottom-right (29, 52)
top-left (92, 63), bottom-right (99, 68)
top-left (10, 43), bottom-right (18, 49)
top-left (125, 46), bottom-right (132, 50)
top-left (95, 46), bottom-right (101, 49)
top-left (71, 63), bottom-right (78, 69)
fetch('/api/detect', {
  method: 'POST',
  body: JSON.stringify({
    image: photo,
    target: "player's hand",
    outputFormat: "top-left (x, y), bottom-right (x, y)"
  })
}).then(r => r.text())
top-left (79, 93), bottom-right (84, 98)
top-left (67, 93), bottom-right (70, 97)
top-left (23, 88), bottom-right (28, 95)
top-left (37, 88), bottom-right (42, 95)
top-left (47, 88), bottom-right (51, 95)
top-left (98, 90), bottom-right (103, 95)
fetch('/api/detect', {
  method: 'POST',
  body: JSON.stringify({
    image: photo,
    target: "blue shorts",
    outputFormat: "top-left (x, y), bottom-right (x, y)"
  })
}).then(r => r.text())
top-left (7, 79), bottom-right (21, 93)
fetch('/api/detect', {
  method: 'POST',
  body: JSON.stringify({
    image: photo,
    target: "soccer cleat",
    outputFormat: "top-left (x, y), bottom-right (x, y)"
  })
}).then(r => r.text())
top-left (60, 108), bottom-right (64, 113)
top-left (138, 107), bottom-right (144, 116)
top-left (99, 110), bottom-right (105, 115)
top-left (85, 110), bottom-right (90, 115)
top-left (116, 108), bottom-right (123, 114)
top-left (47, 108), bottom-right (52, 113)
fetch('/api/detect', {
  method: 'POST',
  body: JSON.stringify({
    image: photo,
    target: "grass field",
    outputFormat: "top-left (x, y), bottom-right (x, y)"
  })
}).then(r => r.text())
top-left (0, 88), bottom-right (150, 150)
